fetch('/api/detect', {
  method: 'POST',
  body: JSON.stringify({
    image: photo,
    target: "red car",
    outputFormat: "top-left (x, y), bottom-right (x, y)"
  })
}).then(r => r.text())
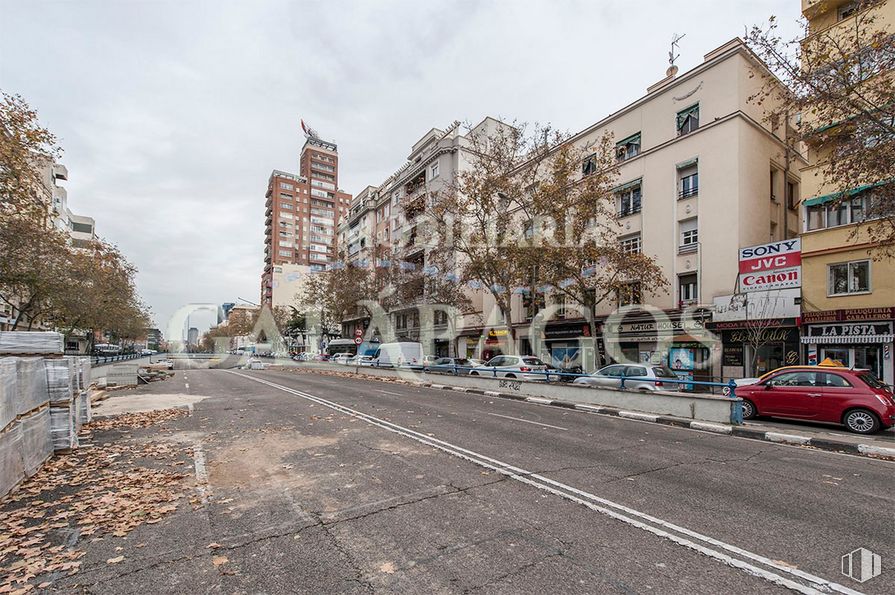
top-left (734, 366), bottom-right (895, 434)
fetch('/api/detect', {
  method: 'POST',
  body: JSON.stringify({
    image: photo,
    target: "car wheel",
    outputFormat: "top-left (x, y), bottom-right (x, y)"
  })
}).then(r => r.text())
top-left (505, 374), bottom-right (516, 379)
top-left (843, 409), bottom-right (881, 434)
top-left (470, 371), bottom-right (479, 376)
top-left (740, 398), bottom-right (757, 420)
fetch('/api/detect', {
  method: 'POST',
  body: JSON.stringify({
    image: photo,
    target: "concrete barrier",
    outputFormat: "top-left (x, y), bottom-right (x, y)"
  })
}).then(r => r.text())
top-left (287, 363), bottom-right (740, 424)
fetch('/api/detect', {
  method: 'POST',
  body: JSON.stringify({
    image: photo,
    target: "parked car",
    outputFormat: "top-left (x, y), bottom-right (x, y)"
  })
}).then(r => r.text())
top-left (470, 355), bottom-right (549, 380)
top-left (349, 355), bottom-right (375, 366)
top-left (312, 354), bottom-right (330, 362)
top-left (372, 342), bottom-right (425, 368)
top-left (332, 353), bottom-right (353, 365)
top-left (734, 366), bottom-right (895, 434)
top-left (572, 364), bottom-right (678, 391)
top-left (424, 357), bottom-right (482, 375)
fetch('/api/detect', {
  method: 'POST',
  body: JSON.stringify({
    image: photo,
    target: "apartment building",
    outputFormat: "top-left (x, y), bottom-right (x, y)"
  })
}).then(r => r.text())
top-left (338, 119), bottom-right (511, 356)
top-left (798, 0), bottom-right (895, 385)
top-left (261, 131), bottom-right (352, 308)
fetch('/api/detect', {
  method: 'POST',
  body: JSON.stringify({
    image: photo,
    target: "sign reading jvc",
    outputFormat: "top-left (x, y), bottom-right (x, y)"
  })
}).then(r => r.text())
top-left (738, 239), bottom-right (801, 293)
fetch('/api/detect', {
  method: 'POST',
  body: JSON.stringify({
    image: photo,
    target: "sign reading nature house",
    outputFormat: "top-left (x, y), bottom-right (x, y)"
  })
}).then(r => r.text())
top-left (737, 239), bottom-right (801, 293)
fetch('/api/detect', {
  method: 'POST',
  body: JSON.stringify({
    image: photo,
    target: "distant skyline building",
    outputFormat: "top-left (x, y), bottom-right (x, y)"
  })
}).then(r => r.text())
top-left (187, 327), bottom-right (199, 347)
top-left (261, 125), bottom-right (352, 308)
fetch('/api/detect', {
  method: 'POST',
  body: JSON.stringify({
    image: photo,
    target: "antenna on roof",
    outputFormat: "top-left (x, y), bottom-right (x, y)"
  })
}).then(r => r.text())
top-left (667, 33), bottom-right (685, 77)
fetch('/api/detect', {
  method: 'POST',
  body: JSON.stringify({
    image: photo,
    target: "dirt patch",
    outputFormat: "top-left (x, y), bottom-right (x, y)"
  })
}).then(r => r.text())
top-left (92, 393), bottom-right (207, 417)
top-left (0, 409), bottom-right (192, 594)
top-left (207, 431), bottom-right (339, 491)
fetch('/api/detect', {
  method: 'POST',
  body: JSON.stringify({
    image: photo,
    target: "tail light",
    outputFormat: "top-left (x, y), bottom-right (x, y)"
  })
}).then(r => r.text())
top-left (655, 381), bottom-right (663, 388)
top-left (519, 366), bottom-right (531, 372)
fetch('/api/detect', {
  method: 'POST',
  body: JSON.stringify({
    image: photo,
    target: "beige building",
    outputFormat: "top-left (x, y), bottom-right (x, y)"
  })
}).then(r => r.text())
top-left (798, 0), bottom-right (895, 385)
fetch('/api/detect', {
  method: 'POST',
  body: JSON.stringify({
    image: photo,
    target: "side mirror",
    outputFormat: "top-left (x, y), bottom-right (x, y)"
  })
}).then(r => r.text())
top-left (764, 383), bottom-right (774, 390)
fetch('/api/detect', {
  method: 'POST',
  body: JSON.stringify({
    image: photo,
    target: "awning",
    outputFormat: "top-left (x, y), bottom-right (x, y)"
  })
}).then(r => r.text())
top-left (802, 180), bottom-right (890, 207)
top-left (612, 177), bottom-right (642, 193)
top-left (615, 133), bottom-right (641, 147)
top-left (676, 105), bottom-right (699, 128)
top-left (676, 157), bottom-right (698, 170)
top-left (801, 335), bottom-right (894, 344)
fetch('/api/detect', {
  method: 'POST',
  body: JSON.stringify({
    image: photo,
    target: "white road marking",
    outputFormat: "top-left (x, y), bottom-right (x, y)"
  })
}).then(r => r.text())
top-left (485, 412), bottom-right (568, 431)
top-left (229, 371), bottom-right (862, 595)
top-left (184, 383), bottom-right (190, 390)
top-left (377, 390), bottom-right (404, 396)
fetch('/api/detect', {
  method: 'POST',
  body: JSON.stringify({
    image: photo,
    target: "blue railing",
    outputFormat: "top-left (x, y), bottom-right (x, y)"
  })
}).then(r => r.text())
top-left (89, 353), bottom-right (146, 366)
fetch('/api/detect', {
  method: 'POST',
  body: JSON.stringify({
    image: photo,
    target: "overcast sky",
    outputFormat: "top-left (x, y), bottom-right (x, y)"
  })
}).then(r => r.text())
top-left (0, 0), bottom-right (802, 337)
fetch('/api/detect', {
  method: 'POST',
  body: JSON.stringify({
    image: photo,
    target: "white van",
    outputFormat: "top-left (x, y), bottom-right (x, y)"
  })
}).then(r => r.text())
top-left (372, 342), bottom-right (425, 368)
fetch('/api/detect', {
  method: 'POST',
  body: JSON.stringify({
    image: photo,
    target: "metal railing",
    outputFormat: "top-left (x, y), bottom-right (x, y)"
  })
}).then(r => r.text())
top-left (89, 353), bottom-right (146, 366)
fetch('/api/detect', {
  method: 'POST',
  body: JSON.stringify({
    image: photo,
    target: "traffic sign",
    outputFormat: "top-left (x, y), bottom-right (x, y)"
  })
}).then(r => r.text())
top-left (354, 337), bottom-right (362, 345)
top-left (355, 328), bottom-right (363, 338)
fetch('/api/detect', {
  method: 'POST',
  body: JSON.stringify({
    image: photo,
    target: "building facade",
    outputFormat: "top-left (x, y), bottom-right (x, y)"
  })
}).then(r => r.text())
top-left (798, 0), bottom-right (895, 384)
top-left (261, 132), bottom-right (352, 308)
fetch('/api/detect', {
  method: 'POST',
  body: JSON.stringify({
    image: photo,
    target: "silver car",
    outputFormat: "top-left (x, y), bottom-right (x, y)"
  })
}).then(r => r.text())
top-left (573, 364), bottom-right (678, 391)
top-left (470, 355), bottom-right (549, 381)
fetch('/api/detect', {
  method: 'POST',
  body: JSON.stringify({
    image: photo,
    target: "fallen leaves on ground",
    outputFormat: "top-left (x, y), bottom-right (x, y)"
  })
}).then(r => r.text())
top-left (0, 409), bottom-right (191, 592)
top-left (211, 555), bottom-right (228, 567)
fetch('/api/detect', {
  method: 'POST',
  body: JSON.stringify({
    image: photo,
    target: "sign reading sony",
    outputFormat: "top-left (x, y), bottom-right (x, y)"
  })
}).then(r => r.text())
top-left (737, 239), bottom-right (802, 293)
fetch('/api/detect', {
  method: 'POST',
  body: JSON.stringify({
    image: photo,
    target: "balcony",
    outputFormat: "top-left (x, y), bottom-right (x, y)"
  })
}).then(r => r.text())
top-left (52, 164), bottom-right (68, 181)
top-left (617, 205), bottom-right (642, 218)
top-left (678, 242), bottom-right (698, 255)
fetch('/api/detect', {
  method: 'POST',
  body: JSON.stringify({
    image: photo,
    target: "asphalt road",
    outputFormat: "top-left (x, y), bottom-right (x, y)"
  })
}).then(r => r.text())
top-left (70, 369), bottom-right (895, 594)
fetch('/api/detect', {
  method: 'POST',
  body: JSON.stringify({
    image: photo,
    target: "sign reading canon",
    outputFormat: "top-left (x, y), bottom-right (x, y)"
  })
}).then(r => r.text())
top-left (737, 239), bottom-right (801, 293)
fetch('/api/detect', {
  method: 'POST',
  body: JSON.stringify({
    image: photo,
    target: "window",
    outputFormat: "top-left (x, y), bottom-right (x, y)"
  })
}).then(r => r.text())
top-left (430, 162), bottom-right (439, 179)
top-left (821, 373), bottom-right (852, 388)
top-left (615, 133), bottom-right (641, 162)
top-left (679, 273), bottom-right (698, 304)
top-left (620, 234), bottom-right (641, 254)
top-left (310, 188), bottom-right (329, 198)
top-left (280, 202), bottom-right (293, 210)
top-left (768, 371), bottom-right (817, 386)
top-left (278, 249), bottom-right (292, 257)
top-left (617, 282), bottom-right (642, 306)
top-left (679, 218), bottom-right (698, 251)
top-left (582, 153), bottom-right (597, 176)
top-left (311, 179), bottom-right (336, 191)
top-left (679, 169), bottom-right (698, 199)
top-left (786, 181), bottom-right (798, 209)
top-left (828, 260), bottom-right (870, 295)
top-left (676, 104), bottom-right (699, 136)
top-left (769, 169), bottom-right (777, 202)
top-left (280, 182), bottom-right (294, 190)
top-left (279, 192), bottom-right (293, 200)
top-left (617, 183), bottom-right (642, 216)
top-left (838, 1), bottom-right (858, 20)
top-left (806, 193), bottom-right (875, 230)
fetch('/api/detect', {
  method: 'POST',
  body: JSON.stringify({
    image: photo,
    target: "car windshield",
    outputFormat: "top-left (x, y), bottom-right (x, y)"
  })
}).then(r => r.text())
top-left (522, 357), bottom-right (546, 366)
top-left (859, 372), bottom-right (891, 391)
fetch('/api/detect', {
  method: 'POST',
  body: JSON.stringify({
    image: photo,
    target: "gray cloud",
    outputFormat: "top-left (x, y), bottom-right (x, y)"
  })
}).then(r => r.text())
top-left (0, 0), bottom-right (801, 336)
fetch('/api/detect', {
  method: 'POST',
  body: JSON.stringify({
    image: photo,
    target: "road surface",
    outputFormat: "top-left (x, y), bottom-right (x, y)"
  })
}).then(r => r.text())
top-left (72, 369), bottom-right (894, 593)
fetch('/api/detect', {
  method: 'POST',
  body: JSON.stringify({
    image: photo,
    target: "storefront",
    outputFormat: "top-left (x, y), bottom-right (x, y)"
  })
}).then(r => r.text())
top-left (535, 321), bottom-right (602, 372)
top-left (709, 319), bottom-right (800, 379)
top-left (603, 311), bottom-right (718, 390)
top-left (802, 308), bottom-right (894, 385)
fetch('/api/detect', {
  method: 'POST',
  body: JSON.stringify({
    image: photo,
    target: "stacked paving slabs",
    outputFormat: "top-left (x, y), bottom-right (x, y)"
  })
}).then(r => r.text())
top-left (0, 331), bottom-right (80, 498)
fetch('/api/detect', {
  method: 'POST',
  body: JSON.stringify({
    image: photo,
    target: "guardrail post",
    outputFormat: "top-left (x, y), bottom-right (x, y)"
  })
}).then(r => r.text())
top-left (620, 377), bottom-right (626, 389)
top-left (491, 366), bottom-right (496, 378)
top-left (726, 379), bottom-right (737, 397)
top-left (453, 363), bottom-right (457, 376)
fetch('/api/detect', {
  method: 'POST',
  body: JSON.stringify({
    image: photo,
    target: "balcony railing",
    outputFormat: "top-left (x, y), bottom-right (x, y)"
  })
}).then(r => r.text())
top-left (618, 205), bottom-right (642, 217)
top-left (679, 186), bottom-right (699, 199)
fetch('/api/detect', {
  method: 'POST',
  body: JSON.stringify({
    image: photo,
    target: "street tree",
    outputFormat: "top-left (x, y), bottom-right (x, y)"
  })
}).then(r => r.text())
top-left (527, 134), bottom-right (668, 368)
top-left (428, 122), bottom-right (562, 353)
top-left (746, 0), bottom-right (895, 255)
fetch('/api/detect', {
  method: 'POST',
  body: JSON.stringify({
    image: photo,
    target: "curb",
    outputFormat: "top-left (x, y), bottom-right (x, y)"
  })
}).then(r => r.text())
top-left (411, 380), bottom-right (895, 461)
